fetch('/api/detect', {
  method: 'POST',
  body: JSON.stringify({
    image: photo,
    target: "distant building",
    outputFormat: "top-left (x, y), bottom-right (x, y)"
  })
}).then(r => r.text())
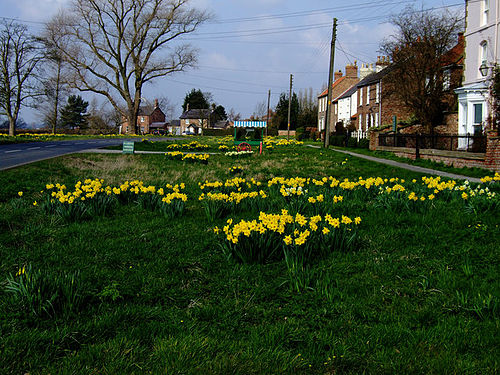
top-left (317, 64), bottom-right (359, 133)
top-left (179, 108), bottom-right (211, 135)
top-left (121, 99), bottom-right (167, 134)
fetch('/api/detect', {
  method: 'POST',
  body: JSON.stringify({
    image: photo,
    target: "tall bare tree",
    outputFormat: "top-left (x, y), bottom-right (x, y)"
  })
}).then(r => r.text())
top-left (380, 6), bottom-right (463, 132)
top-left (37, 37), bottom-right (70, 134)
top-left (47, 0), bottom-right (209, 134)
top-left (0, 21), bottom-right (43, 136)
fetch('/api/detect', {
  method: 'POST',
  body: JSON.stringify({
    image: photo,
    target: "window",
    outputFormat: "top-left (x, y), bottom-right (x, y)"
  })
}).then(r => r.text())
top-left (359, 88), bottom-right (363, 106)
top-left (443, 69), bottom-right (451, 90)
top-left (185, 119), bottom-right (190, 125)
top-left (375, 83), bottom-right (380, 103)
top-left (474, 103), bottom-right (483, 124)
top-left (479, 41), bottom-right (488, 78)
top-left (366, 86), bottom-right (370, 104)
top-left (481, 0), bottom-right (489, 26)
top-left (366, 114), bottom-right (370, 129)
top-left (140, 116), bottom-right (145, 123)
top-left (374, 113), bottom-right (379, 128)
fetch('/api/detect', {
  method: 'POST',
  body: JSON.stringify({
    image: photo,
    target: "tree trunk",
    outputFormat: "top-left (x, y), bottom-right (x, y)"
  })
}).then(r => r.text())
top-left (8, 117), bottom-right (16, 136)
top-left (127, 110), bottom-right (138, 135)
top-left (52, 60), bottom-right (62, 134)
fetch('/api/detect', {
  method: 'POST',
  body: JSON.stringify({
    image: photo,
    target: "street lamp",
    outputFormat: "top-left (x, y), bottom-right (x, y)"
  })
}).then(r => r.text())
top-left (479, 62), bottom-right (490, 77)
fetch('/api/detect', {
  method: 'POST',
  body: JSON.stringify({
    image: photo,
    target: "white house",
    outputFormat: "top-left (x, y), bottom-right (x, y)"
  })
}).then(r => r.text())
top-left (337, 85), bottom-right (358, 129)
top-left (455, 0), bottom-right (500, 147)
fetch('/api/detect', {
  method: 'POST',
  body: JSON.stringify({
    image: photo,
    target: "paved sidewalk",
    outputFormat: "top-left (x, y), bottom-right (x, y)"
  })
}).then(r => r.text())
top-left (307, 145), bottom-right (482, 183)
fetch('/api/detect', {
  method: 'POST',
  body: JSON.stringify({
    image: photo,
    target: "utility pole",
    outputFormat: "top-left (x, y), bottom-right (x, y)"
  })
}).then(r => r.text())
top-left (287, 74), bottom-right (293, 141)
top-left (266, 89), bottom-right (271, 137)
top-left (324, 18), bottom-right (337, 148)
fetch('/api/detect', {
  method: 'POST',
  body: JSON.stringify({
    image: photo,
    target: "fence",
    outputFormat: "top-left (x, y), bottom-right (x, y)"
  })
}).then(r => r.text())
top-left (378, 133), bottom-right (487, 154)
top-left (351, 130), bottom-right (368, 140)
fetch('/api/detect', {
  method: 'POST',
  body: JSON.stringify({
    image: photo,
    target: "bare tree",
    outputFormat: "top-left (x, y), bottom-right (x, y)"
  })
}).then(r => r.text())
top-left (0, 21), bottom-right (43, 136)
top-left (47, 0), bottom-right (210, 134)
top-left (253, 100), bottom-right (267, 119)
top-left (227, 108), bottom-right (241, 122)
top-left (37, 37), bottom-right (70, 134)
top-left (380, 6), bottom-right (463, 131)
top-left (141, 96), bottom-right (175, 120)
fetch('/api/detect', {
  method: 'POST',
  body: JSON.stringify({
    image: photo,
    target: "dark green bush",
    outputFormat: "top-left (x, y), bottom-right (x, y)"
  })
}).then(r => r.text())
top-left (202, 128), bottom-right (233, 137)
top-left (347, 137), bottom-right (358, 148)
top-left (358, 138), bottom-right (369, 149)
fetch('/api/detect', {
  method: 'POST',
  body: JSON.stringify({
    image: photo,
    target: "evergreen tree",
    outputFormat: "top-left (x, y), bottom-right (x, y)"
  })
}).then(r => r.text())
top-left (273, 92), bottom-right (299, 130)
top-left (182, 89), bottom-right (210, 111)
top-left (60, 95), bottom-right (89, 130)
top-left (211, 105), bottom-right (227, 123)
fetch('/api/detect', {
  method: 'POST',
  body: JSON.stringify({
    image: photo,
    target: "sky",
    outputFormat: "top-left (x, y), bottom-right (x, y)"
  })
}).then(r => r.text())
top-left (1, 0), bottom-right (465, 124)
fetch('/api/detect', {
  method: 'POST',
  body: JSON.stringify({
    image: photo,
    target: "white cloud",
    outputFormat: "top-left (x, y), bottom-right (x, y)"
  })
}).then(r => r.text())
top-left (203, 52), bottom-right (237, 70)
top-left (5, 0), bottom-right (68, 21)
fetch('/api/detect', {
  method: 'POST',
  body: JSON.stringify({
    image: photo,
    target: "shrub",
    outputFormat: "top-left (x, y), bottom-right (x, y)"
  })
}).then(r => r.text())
top-left (4, 265), bottom-right (86, 319)
top-left (358, 138), bottom-right (369, 149)
top-left (347, 137), bottom-right (358, 148)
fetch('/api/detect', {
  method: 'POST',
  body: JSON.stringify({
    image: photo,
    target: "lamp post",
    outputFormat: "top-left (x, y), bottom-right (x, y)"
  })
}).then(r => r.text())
top-left (479, 63), bottom-right (497, 131)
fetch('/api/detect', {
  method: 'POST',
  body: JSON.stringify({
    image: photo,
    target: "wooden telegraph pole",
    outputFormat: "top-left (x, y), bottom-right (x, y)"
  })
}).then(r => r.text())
top-left (266, 89), bottom-right (271, 136)
top-left (324, 18), bottom-right (337, 148)
top-left (287, 74), bottom-right (293, 141)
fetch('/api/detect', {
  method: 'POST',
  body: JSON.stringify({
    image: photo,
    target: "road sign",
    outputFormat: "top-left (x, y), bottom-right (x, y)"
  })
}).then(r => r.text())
top-left (122, 141), bottom-right (135, 154)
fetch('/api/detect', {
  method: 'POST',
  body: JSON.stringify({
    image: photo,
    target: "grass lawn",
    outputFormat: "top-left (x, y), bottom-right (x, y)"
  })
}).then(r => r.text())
top-left (0, 144), bottom-right (499, 374)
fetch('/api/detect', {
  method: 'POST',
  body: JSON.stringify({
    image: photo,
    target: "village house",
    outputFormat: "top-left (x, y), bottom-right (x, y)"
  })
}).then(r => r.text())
top-left (440, 33), bottom-right (465, 133)
top-left (455, 0), bottom-right (497, 141)
top-left (317, 64), bottom-right (359, 133)
top-left (179, 108), bottom-right (211, 135)
top-left (356, 57), bottom-right (413, 133)
top-left (121, 99), bottom-right (167, 134)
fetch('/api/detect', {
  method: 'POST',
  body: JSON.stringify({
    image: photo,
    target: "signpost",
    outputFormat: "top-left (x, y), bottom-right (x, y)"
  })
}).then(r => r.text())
top-left (122, 141), bottom-right (135, 154)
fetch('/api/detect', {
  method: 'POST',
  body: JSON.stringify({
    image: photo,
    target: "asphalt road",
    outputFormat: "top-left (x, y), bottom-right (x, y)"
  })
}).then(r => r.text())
top-left (0, 138), bottom-right (171, 171)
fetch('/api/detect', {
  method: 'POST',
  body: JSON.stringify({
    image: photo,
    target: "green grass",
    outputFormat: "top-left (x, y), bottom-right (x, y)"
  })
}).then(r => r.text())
top-left (0, 146), bottom-right (499, 374)
top-left (331, 145), bottom-right (491, 178)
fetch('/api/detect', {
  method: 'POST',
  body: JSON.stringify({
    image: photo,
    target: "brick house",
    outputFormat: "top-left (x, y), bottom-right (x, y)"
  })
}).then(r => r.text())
top-left (317, 64), bottom-right (359, 133)
top-left (356, 57), bottom-right (413, 133)
top-left (179, 108), bottom-right (211, 134)
top-left (121, 99), bottom-right (167, 134)
top-left (440, 33), bottom-right (465, 133)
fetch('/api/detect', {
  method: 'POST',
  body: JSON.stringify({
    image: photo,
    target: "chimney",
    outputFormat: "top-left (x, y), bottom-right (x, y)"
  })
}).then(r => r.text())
top-left (345, 63), bottom-right (358, 78)
top-left (154, 99), bottom-right (158, 108)
top-left (359, 62), bottom-right (376, 80)
top-left (334, 70), bottom-right (343, 81)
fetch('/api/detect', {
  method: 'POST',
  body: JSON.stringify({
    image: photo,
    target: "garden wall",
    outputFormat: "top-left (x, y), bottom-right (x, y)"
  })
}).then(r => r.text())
top-left (369, 129), bottom-right (500, 172)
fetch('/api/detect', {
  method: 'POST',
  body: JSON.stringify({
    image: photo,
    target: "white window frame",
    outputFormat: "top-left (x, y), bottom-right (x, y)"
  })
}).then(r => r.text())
top-left (360, 88), bottom-right (363, 107)
top-left (479, 41), bottom-right (488, 77)
top-left (443, 69), bottom-right (451, 90)
top-left (140, 116), bottom-right (145, 123)
top-left (366, 86), bottom-right (370, 104)
top-left (375, 83), bottom-right (380, 103)
top-left (366, 114), bottom-right (369, 129)
top-left (482, 0), bottom-right (489, 26)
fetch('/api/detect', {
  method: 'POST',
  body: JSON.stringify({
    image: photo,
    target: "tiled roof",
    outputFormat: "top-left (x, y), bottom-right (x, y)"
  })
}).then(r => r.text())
top-left (180, 109), bottom-right (211, 119)
top-left (318, 77), bottom-right (346, 98)
top-left (357, 65), bottom-right (393, 87)
top-left (337, 84), bottom-right (358, 100)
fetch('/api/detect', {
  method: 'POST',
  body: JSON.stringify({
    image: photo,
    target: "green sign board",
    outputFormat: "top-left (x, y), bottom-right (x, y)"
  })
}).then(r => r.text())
top-left (122, 141), bottom-right (135, 154)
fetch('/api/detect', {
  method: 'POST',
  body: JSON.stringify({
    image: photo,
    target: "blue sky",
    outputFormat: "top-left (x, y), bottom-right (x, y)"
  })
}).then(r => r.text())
top-left (1, 0), bottom-right (465, 124)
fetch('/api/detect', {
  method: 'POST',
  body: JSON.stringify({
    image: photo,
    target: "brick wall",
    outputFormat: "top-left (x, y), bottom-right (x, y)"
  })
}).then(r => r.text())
top-left (485, 129), bottom-right (500, 171)
top-left (369, 128), bottom-right (500, 172)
